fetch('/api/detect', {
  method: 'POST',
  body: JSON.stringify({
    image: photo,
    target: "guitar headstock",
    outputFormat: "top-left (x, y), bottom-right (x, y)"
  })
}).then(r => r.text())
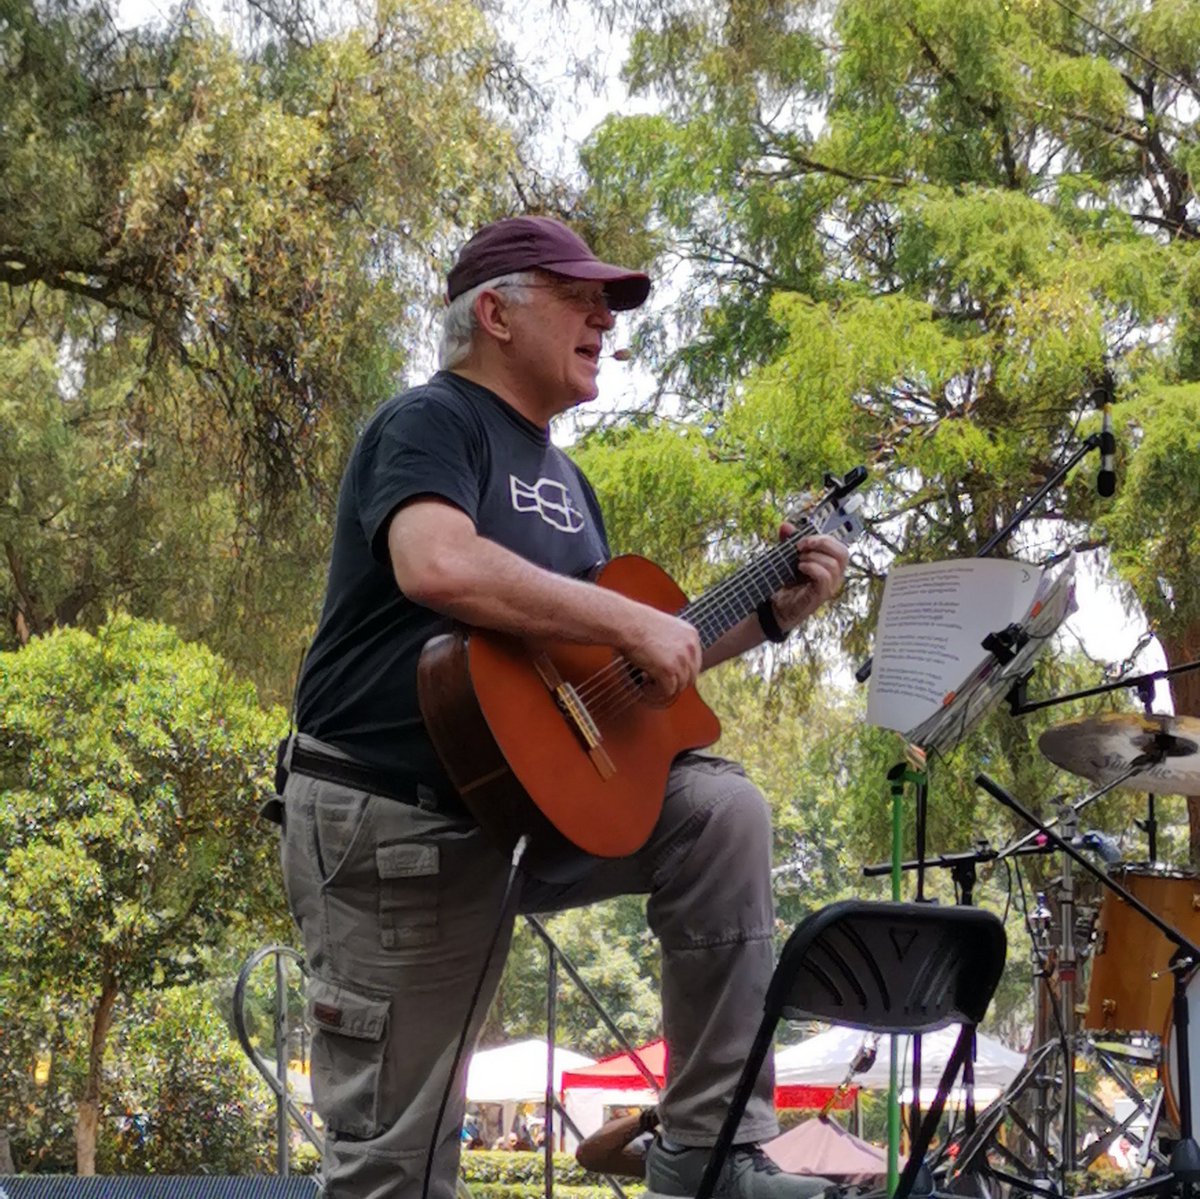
top-left (804, 467), bottom-right (868, 545)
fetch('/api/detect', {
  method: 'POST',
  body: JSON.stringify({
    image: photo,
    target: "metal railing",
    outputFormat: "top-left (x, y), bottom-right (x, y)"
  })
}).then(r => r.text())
top-left (233, 918), bottom-right (661, 1196)
top-left (232, 946), bottom-right (322, 1176)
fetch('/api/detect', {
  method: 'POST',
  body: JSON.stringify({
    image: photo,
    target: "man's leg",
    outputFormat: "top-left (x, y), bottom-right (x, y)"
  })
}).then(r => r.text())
top-left (521, 751), bottom-right (779, 1146)
top-left (281, 736), bottom-right (518, 1199)
top-left (524, 753), bottom-right (833, 1199)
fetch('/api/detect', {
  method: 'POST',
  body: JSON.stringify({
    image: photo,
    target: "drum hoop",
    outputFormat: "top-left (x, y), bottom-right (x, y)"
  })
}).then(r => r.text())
top-left (1111, 863), bottom-right (1200, 883)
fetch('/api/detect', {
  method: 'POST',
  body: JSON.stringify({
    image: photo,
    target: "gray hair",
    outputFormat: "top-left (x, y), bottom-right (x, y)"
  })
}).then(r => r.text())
top-left (438, 271), bottom-right (539, 369)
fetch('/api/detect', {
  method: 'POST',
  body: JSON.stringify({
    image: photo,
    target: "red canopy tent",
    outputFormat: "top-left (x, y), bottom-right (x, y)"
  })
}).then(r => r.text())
top-left (560, 1039), bottom-right (852, 1111)
top-left (560, 1039), bottom-right (669, 1090)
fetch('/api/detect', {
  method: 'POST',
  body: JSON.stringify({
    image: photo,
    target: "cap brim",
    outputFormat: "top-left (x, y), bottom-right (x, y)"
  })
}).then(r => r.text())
top-left (540, 259), bottom-right (652, 311)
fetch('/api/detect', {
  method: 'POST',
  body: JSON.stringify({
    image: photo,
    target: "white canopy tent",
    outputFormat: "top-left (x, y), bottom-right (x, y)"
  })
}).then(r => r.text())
top-left (466, 1038), bottom-right (594, 1102)
top-left (466, 1039), bottom-right (594, 1149)
top-left (774, 1024), bottom-right (1025, 1106)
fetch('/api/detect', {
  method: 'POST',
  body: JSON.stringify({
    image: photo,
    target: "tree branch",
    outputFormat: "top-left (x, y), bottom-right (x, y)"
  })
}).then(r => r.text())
top-left (4, 541), bottom-right (39, 644)
top-left (0, 262), bottom-right (151, 320)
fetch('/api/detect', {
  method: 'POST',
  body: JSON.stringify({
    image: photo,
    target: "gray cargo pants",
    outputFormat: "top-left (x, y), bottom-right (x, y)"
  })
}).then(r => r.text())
top-left (279, 733), bottom-right (780, 1199)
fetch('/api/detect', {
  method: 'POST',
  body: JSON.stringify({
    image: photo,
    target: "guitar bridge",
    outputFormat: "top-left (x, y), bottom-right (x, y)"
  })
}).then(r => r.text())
top-left (533, 654), bottom-right (616, 780)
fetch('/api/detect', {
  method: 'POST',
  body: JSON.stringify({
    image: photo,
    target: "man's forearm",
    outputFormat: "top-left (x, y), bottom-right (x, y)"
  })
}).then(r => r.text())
top-left (701, 614), bottom-right (765, 671)
top-left (402, 532), bottom-right (646, 648)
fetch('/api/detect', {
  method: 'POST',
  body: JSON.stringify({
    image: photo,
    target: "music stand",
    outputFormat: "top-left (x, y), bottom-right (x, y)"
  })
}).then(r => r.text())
top-left (865, 558), bottom-right (1074, 1163)
top-left (903, 557), bottom-right (1076, 758)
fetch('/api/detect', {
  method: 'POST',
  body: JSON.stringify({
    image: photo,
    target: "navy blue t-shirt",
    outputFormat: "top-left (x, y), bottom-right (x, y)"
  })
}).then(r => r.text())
top-left (296, 371), bottom-right (611, 790)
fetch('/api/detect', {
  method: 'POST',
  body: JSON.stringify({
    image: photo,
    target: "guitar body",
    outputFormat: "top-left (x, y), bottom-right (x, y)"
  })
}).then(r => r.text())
top-left (417, 555), bottom-right (722, 876)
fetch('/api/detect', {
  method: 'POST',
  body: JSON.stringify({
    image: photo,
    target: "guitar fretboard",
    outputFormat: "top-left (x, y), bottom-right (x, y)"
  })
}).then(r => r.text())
top-left (679, 514), bottom-right (823, 649)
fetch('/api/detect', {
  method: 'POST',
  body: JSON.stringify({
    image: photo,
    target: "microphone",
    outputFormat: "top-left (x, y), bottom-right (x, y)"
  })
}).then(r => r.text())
top-left (606, 348), bottom-right (633, 361)
top-left (1093, 368), bottom-right (1116, 498)
top-left (1097, 403), bottom-right (1116, 497)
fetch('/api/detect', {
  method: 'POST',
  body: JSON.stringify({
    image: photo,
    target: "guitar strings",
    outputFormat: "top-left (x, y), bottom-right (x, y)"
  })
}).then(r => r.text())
top-left (571, 512), bottom-right (824, 721)
top-left (576, 547), bottom-right (800, 721)
top-left (573, 514), bottom-right (819, 716)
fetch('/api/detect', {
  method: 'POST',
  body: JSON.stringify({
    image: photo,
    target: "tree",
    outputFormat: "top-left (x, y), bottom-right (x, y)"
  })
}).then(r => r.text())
top-left (0, 614), bottom-right (287, 1172)
top-left (99, 984), bottom-right (278, 1176)
top-left (0, 0), bottom-right (529, 698)
top-left (575, 0), bottom-right (1200, 840)
top-left (1099, 383), bottom-right (1200, 850)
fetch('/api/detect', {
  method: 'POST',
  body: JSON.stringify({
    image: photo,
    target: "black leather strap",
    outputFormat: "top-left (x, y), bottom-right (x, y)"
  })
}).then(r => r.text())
top-left (756, 598), bottom-right (789, 643)
top-left (289, 743), bottom-right (417, 805)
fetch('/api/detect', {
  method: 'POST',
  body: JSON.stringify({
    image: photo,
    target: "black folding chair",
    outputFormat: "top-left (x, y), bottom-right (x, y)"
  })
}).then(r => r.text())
top-left (697, 900), bottom-right (1008, 1199)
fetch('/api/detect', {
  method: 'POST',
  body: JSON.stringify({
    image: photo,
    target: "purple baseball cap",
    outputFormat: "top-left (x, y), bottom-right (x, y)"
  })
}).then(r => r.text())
top-left (447, 216), bottom-right (651, 311)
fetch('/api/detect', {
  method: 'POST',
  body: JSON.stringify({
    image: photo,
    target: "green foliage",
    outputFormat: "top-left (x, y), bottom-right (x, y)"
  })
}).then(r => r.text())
top-left (98, 986), bottom-right (276, 1175)
top-left (1099, 384), bottom-right (1200, 642)
top-left (580, 0), bottom-right (1200, 684)
top-left (1, 982), bottom-right (281, 1174)
top-left (0, 0), bottom-right (529, 697)
top-left (0, 614), bottom-right (288, 1161)
top-left (461, 1150), bottom-right (619, 1187)
top-left (484, 898), bottom-right (661, 1055)
top-left (0, 984), bottom-right (78, 1172)
top-left (0, 614), bottom-right (286, 992)
top-left (461, 1152), bottom-right (644, 1199)
top-left (467, 1187), bottom-right (629, 1199)
top-left (573, 421), bottom-right (764, 591)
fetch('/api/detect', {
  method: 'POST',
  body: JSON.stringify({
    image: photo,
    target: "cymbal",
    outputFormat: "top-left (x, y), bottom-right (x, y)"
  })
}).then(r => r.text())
top-left (1038, 712), bottom-right (1200, 795)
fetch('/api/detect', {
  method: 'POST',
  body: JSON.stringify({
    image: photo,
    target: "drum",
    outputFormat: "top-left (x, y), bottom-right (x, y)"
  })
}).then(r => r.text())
top-left (1085, 864), bottom-right (1200, 1033)
top-left (1160, 965), bottom-right (1200, 1132)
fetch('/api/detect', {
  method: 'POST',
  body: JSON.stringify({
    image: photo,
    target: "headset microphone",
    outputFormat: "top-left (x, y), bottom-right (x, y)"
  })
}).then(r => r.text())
top-left (607, 348), bottom-right (633, 361)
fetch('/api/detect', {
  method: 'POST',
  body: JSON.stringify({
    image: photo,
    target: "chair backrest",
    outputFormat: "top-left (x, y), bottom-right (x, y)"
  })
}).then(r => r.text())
top-left (769, 899), bottom-right (1006, 1032)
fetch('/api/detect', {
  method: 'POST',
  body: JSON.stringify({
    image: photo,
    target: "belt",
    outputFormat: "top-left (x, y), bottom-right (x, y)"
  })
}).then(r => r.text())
top-left (288, 743), bottom-right (420, 806)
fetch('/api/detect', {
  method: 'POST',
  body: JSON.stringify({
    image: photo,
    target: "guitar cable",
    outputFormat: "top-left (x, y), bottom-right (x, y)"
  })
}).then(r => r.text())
top-left (420, 834), bottom-right (530, 1199)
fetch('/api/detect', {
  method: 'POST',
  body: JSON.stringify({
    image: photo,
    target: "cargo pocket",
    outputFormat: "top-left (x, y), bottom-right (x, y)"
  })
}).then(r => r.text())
top-left (378, 842), bottom-right (439, 949)
top-left (309, 977), bottom-right (390, 1138)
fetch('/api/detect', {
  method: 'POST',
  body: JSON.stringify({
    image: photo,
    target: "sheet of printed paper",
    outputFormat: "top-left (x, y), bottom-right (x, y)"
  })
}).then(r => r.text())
top-left (866, 559), bottom-right (1043, 735)
top-left (903, 556), bottom-right (1077, 755)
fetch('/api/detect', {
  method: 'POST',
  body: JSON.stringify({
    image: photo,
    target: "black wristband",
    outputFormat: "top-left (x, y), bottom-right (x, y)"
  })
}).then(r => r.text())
top-left (756, 598), bottom-right (789, 643)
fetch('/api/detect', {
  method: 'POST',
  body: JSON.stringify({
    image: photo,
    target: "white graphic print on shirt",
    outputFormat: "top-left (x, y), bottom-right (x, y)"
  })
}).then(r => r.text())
top-left (509, 474), bottom-right (586, 533)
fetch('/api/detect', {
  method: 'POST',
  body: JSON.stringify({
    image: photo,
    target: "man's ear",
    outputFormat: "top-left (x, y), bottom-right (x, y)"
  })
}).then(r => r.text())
top-left (473, 289), bottom-right (513, 344)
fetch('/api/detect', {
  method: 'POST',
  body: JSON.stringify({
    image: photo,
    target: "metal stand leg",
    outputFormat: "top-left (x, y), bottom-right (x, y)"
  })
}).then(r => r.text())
top-left (1056, 807), bottom-right (1078, 1182)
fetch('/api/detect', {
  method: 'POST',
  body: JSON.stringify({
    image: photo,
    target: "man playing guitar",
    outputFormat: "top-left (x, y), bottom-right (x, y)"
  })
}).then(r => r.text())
top-left (278, 215), bottom-right (849, 1199)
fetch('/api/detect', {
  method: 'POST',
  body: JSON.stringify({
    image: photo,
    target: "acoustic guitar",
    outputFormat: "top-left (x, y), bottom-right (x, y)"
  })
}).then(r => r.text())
top-left (418, 468), bottom-right (867, 878)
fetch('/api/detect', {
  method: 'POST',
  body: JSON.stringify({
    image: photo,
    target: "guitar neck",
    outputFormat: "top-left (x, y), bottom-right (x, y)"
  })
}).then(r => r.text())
top-left (679, 520), bottom-right (817, 650)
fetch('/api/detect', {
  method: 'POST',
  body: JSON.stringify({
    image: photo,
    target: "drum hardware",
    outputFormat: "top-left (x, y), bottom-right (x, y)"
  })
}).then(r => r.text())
top-left (1057, 802), bottom-right (1081, 1171)
top-left (949, 893), bottom-right (1169, 1195)
top-left (996, 764), bottom-right (1146, 876)
top-left (978, 772), bottom-right (1200, 1198)
top-left (1018, 660), bottom-right (1200, 882)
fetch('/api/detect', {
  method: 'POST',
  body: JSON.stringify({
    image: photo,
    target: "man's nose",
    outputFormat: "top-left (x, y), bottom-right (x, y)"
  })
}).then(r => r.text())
top-left (589, 304), bottom-right (616, 330)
